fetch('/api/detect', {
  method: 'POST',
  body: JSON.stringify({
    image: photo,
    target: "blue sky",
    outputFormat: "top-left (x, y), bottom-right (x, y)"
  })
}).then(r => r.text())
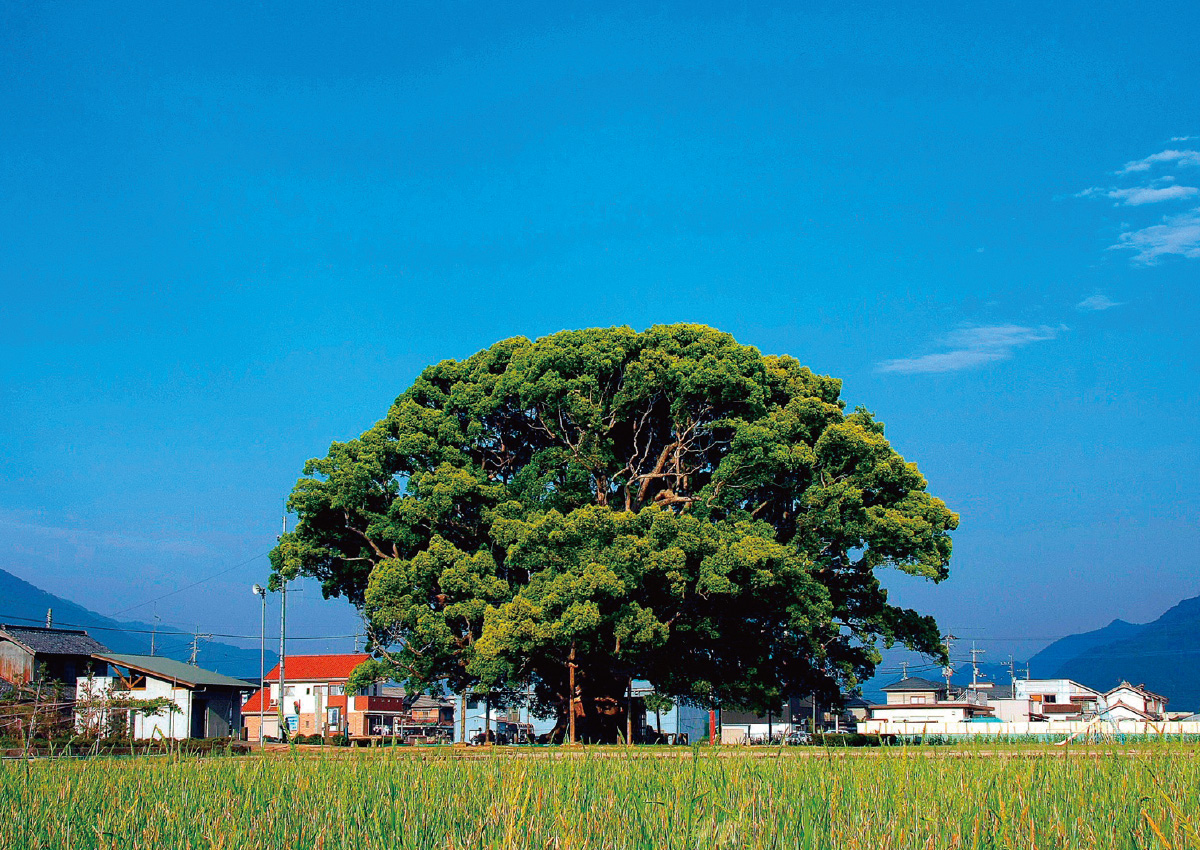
top-left (1, 1), bottom-right (1197, 668)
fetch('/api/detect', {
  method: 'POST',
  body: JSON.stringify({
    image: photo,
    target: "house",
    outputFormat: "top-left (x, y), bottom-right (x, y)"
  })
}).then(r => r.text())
top-left (241, 653), bottom-right (455, 742)
top-left (866, 677), bottom-right (994, 728)
top-left (243, 653), bottom-right (366, 741)
top-left (842, 696), bottom-right (872, 727)
top-left (984, 684), bottom-right (1040, 723)
top-left (1013, 679), bottom-right (1102, 721)
top-left (0, 624), bottom-right (109, 691)
top-left (1100, 682), bottom-right (1168, 722)
top-left (77, 653), bottom-right (255, 739)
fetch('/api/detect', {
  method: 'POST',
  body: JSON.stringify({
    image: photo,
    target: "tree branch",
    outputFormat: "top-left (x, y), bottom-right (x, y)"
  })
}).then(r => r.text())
top-left (343, 511), bottom-right (389, 561)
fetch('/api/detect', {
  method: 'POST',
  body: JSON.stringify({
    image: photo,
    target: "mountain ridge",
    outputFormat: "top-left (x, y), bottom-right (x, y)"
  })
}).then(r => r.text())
top-left (0, 566), bottom-right (275, 679)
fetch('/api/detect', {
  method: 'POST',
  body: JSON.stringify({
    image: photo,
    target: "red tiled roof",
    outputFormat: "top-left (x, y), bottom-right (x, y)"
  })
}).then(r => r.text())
top-left (242, 687), bottom-right (274, 714)
top-left (262, 654), bottom-right (369, 683)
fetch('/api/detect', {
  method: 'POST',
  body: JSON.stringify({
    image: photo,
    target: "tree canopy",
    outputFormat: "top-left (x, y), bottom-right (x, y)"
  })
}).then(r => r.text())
top-left (270, 324), bottom-right (957, 740)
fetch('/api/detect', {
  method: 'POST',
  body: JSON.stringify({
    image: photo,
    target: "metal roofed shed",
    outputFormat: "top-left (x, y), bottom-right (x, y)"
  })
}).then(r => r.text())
top-left (80, 653), bottom-right (255, 740)
top-left (92, 653), bottom-right (254, 690)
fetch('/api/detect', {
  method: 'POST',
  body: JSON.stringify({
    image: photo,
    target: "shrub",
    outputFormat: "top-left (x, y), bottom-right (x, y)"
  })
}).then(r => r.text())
top-left (812, 733), bottom-right (887, 747)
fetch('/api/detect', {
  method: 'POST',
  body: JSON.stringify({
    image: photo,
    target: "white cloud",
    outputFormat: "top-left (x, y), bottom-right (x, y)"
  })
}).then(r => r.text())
top-left (877, 325), bottom-right (1063, 375)
top-left (1117, 149), bottom-right (1200, 175)
top-left (1078, 184), bottom-right (1200, 205)
top-left (1110, 209), bottom-right (1200, 264)
top-left (1075, 294), bottom-right (1122, 311)
top-left (1171, 136), bottom-right (1196, 142)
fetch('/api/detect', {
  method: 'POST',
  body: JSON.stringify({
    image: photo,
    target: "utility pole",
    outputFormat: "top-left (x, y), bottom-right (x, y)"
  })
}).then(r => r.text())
top-left (568, 642), bottom-right (577, 745)
top-left (969, 642), bottom-right (986, 689)
top-left (278, 511), bottom-right (288, 740)
top-left (942, 632), bottom-right (958, 693)
top-left (150, 613), bottom-right (160, 656)
top-left (900, 661), bottom-right (909, 680)
top-left (188, 629), bottom-right (211, 665)
top-left (1007, 655), bottom-right (1016, 689)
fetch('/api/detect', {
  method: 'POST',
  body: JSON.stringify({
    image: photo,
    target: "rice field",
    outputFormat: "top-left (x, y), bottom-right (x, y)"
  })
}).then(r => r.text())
top-left (3, 744), bottom-right (1200, 849)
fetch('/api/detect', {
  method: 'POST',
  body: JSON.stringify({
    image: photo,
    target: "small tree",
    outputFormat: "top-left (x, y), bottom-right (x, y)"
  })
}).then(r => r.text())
top-left (643, 691), bottom-right (674, 738)
top-left (75, 675), bottom-right (180, 741)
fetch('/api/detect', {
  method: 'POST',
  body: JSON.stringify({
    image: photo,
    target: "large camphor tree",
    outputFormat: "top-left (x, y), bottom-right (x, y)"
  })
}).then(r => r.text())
top-left (270, 324), bottom-right (956, 741)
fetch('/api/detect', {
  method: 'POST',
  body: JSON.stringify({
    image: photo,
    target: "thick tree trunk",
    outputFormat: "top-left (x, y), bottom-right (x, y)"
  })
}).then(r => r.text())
top-left (550, 693), bottom-right (630, 744)
top-left (548, 658), bottom-right (633, 744)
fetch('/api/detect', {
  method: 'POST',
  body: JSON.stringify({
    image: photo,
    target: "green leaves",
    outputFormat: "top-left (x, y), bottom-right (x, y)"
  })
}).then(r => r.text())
top-left (271, 324), bottom-right (957, 722)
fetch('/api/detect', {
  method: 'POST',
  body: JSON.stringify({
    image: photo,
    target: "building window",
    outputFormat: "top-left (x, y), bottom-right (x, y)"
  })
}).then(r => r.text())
top-left (329, 684), bottom-right (344, 696)
top-left (909, 696), bottom-right (927, 704)
top-left (1043, 695), bottom-right (1057, 703)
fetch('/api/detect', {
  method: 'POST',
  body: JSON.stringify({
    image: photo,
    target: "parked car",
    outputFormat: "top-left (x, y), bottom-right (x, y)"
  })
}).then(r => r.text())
top-left (785, 730), bottom-right (812, 746)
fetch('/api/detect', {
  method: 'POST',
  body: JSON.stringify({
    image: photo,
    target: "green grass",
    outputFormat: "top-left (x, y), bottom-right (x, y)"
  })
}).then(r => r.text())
top-left (3, 744), bottom-right (1200, 849)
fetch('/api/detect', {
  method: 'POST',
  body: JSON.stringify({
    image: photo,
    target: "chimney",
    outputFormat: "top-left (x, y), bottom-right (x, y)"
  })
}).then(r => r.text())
top-left (46, 608), bottom-right (53, 628)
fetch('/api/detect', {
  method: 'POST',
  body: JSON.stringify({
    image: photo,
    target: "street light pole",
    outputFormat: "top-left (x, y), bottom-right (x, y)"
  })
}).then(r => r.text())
top-left (252, 584), bottom-right (266, 749)
top-left (278, 577), bottom-right (287, 740)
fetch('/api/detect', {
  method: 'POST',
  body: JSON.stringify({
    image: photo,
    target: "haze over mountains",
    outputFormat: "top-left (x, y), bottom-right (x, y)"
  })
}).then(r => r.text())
top-left (0, 567), bottom-right (275, 679)
top-left (1033, 596), bottom-right (1200, 712)
top-left (6, 562), bottom-right (1198, 709)
top-left (872, 594), bottom-right (1200, 712)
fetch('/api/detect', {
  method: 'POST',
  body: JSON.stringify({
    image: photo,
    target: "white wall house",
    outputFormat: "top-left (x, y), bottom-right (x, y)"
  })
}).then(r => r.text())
top-left (1013, 679), bottom-right (1102, 720)
top-left (1100, 682), bottom-right (1168, 721)
top-left (77, 654), bottom-right (252, 740)
top-left (862, 677), bottom-right (995, 733)
top-left (990, 697), bottom-right (1038, 723)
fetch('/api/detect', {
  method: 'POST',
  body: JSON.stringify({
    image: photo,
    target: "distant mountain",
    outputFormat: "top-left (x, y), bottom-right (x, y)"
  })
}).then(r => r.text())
top-left (854, 594), bottom-right (1200, 711)
top-left (1052, 596), bottom-right (1200, 711)
top-left (1028, 618), bottom-right (1147, 679)
top-left (0, 567), bottom-right (275, 679)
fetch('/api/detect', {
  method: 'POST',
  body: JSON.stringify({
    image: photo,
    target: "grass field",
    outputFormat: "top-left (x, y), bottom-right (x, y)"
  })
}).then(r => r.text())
top-left (3, 744), bottom-right (1199, 849)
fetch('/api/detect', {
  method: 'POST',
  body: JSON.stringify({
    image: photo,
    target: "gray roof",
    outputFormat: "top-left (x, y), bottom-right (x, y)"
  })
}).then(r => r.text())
top-left (881, 676), bottom-right (946, 692)
top-left (377, 685), bottom-right (453, 708)
top-left (95, 654), bottom-right (254, 690)
top-left (0, 624), bottom-right (109, 656)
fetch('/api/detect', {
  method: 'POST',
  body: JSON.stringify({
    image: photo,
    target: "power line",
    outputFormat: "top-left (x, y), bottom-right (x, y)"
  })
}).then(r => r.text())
top-left (108, 550), bottom-right (272, 617)
top-left (0, 611), bottom-right (359, 642)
